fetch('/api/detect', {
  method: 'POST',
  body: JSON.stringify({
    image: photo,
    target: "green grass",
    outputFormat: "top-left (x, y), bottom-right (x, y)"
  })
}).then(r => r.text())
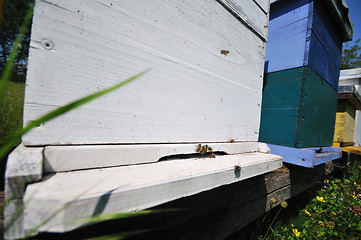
top-left (0, 81), bottom-right (25, 145)
top-left (257, 163), bottom-right (361, 240)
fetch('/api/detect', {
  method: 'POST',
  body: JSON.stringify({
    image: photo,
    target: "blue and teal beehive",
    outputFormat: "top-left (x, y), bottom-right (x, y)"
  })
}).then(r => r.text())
top-left (259, 0), bottom-right (353, 148)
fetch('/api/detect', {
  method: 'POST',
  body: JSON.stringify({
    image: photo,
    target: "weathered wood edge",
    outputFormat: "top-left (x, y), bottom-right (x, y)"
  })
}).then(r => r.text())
top-left (22, 152), bottom-right (282, 234)
top-left (268, 144), bottom-right (341, 167)
top-left (4, 144), bottom-right (44, 240)
top-left (44, 142), bottom-right (270, 172)
top-left (138, 162), bottom-right (335, 239)
top-left (33, 162), bottom-right (335, 240)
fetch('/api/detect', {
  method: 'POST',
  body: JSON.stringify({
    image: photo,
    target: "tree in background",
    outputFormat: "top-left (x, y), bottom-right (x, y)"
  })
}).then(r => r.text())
top-left (0, 0), bottom-right (34, 82)
top-left (341, 38), bottom-right (361, 70)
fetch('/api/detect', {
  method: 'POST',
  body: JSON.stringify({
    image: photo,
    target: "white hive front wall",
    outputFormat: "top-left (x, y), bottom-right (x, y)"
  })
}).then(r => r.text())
top-left (23, 0), bottom-right (268, 146)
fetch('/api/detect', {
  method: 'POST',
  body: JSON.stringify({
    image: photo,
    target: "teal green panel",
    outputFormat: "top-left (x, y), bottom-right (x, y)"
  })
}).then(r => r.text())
top-left (259, 108), bottom-right (299, 147)
top-left (259, 67), bottom-right (338, 148)
top-left (259, 68), bottom-right (303, 147)
top-left (296, 67), bottom-right (338, 147)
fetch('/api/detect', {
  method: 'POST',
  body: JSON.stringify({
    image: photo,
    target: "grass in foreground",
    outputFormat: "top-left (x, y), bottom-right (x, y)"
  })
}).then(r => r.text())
top-left (258, 163), bottom-right (361, 240)
top-left (0, 81), bottom-right (25, 145)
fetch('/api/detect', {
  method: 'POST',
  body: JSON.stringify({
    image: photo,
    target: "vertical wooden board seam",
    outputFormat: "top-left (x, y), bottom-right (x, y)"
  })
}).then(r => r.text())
top-left (295, 67), bottom-right (308, 147)
top-left (303, 1), bottom-right (313, 67)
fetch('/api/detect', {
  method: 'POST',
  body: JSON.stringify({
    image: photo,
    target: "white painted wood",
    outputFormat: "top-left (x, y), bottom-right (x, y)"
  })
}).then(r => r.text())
top-left (23, 152), bottom-right (282, 233)
top-left (4, 199), bottom-right (25, 240)
top-left (5, 144), bottom-right (43, 199)
top-left (44, 142), bottom-right (270, 172)
top-left (354, 110), bottom-right (361, 147)
top-left (4, 145), bottom-right (44, 240)
top-left (270, 0), bottom-right (279, 4)
top-left (23, 0), bottom-right (268, 146)
top-left (339, 68), bottom-right (361, 85)
top-left (254, 0), bottom-right (270, 14)
top-left (217, 0), bottom-right (269, 40)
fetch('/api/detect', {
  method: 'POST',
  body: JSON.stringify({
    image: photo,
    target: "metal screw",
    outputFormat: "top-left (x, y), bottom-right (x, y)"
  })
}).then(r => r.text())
top-left (41, 39), bottom-right (54, 50)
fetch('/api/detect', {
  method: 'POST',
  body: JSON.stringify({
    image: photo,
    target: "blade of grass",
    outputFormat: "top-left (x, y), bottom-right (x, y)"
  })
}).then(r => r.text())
top-left (3, 186), bottom-right (38, 234)
top-left (85, 229), bottom-right (154, 240)
top-left (80, 210), bottom-right (152, 225)
top-left (0, 5), bottom-right (34, 100)
top-left (0, 69), bottom-right (149, 159)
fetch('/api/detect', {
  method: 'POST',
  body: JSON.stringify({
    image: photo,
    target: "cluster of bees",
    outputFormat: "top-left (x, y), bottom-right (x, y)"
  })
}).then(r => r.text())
top-left (195, 144), bottom-right (215, 158)
top-left (196, 143), bottom-right (242, 172)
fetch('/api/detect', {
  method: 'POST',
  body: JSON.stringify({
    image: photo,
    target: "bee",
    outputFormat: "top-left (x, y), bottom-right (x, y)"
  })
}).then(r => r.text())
top-left (196, 144), bottom-right (215, 157)
top-left (220, 50), bottom-right (230, 56)
top-left (196, 144), bottom-right (202, 153)
top-left (234, 163), bottom-right (242, 172)
top-left (315, 148), bottom-right (323, 153)
top-left (229, 139), bottom-right (235, 143)
top-left (201, 145), bottom-right (208, 155)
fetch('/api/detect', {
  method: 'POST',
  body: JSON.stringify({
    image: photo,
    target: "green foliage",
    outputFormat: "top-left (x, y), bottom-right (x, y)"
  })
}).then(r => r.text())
top-left (80, 210), bottom-right (152, 225)
top-left (0, 81), bottom-right (25, 145)
top-left (341, 39), bottom-right (361, 70)
top-left (259, 169), bottom-right (361, 240)
top-left (0, 0), bottom-right (34, 83)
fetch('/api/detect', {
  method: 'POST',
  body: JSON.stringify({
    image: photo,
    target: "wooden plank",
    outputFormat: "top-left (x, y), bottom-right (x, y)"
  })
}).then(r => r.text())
top-left (217, 0), bottom-right (269, 40)
top-left (30, 162), bottom-right (335, 240)
top-left (342, 146), bottom-right (361, 155)
top-left (4, 144), bottom-right (43, 199)
top-left (268, 144), bottom-right (315, 167)
top-left (138, 163), bottom-right (334, 240)
top-left (355, 110), bottom-right (361, 146)
top-left (268, 144), bottom-right (341, 167)
top-left (22, 152), bottom-right (282, 234)
top-left (338, 92), bottom-right (361, 110)
top-left (23, 0), bottom-right (267, 146)
top-left (340, 68), bottom-right (361, 82)
top-left (44, 142), bottom-right (270, 172)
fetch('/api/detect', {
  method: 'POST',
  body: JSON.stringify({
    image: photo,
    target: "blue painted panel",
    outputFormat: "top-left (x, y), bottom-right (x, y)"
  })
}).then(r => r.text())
top-left (266, 0), bottom-right (345, 88)
top-left (265, 0), bottom-right (311, 73)
top-left (308, 1), bottom-right (343, 89)
top-left (268, 144), bottom-right (342, 167)
top-left (267, 144), bottom-right (315, 167)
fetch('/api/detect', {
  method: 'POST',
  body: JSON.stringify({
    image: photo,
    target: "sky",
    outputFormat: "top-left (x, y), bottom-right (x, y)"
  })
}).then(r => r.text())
top-left (345, 0), bottom-right (361, 44)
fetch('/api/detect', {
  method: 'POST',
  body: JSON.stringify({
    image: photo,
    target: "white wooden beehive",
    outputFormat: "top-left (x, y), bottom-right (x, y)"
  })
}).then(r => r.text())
top-left (4, 1), bottom-right (283, 239)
